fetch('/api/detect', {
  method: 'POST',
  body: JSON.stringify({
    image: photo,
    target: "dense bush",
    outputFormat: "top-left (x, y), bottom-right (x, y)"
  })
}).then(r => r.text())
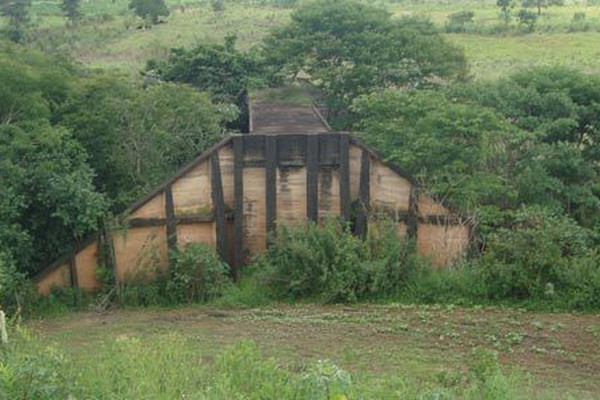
top-left (167, 243), bottom-right (231, 303)
top-left (59, 75), bottom-right (229, 212)
top-left (0, 254), bottom-right (28, 315)
top-left (568, 12), bottom-right (591, 33)
top-left (147, 35), bottom-right (264, 102)
top-left (403, 263), bottom-right (487, 306)
top-left (0, 44), bottom-right (231, 281)
top-left (516, 9), bottom-right (538, 32)
top-left (476, 207), bottom-right (598, 305)
top-left (445, 11), bottom-right (475, 33)
top-left (263, 0), bottom-right (467, 123)
top-left (111, 243), bottom-right (231, 307)
top-left (129, 0), bottom-right (169, 26)
top-left (254, 219), bottom-right (421, 303)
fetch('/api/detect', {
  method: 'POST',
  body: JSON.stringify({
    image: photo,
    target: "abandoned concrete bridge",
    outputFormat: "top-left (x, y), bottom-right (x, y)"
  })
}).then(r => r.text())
top-left (36, 88), bottom-right (471, 294)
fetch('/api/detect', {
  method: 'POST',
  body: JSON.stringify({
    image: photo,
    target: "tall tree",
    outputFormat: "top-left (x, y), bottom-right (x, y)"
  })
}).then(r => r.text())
top-left (129, 0), bottom-right (169, 26)
top-left (59, 75), bottom-right (230, 211)
top-left (263, 0), bottom-right (467, 122)
top-left (148, 36), bottom-right (263, 103)
top-left (352, 90), bottom-right (515, 210)
top-left (0, 0), bottom-right (31, 42)
top-left (497, 0), bottom-right (515, 28)
top-left (353, 67), bottom-right (600, 226)
top-left (147, 36), bottom-right (265, 131)
top-left (0, 45), bottom-right (106, 276)
top-left (61, 0), bottom-right (82, 26)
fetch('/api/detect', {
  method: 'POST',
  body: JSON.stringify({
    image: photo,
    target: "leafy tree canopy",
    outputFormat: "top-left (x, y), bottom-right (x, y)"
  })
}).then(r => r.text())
top-left (59, 74), bottom-right (231, 212)
top-left (0, 42), bottom-right (74, 124)
top-left (352, 90), bottom-right (516, 211)
top-left (148, 36), bottom-right (265, 104)
top-left (0, 0), bottom-right (31, 42)
top-left (0, 123), bottom-right (106, 276)
top-left (0, 44), bottom-right (106, 276)
top-left (449, 67), bottom-right (600, 163)
top-left (353, 67), bottom-right (600, 228)
top-left (263, 0), bottom-right (467, 116)
top-left (129, 0), bottom-right (169, 25)
top-left (0, 43), bottom-right (231, 279)
top-left (61, 0), bottom-right (82, 25)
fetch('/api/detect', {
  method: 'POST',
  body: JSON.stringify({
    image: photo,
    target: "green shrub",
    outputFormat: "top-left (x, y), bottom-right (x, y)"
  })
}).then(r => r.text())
top-left (445, 11), bottom-right (475, 33)
top-left (254, 220), bottom-right (363, 302)
top-left (28, 286), bottom-right (84, 316)
top-left (212, 271), bottom-right (273, 308)
top-left (517, 9), bottom-right (538, 32)
top-left (109, 243), bottom-right (231, 307)
top-left (403, 263), bottom-right (487, 305)
top-left (552, 252), bottom-right (600, 310)
top-left (166, 242), bottom-right (231, 303)
top-left (0, 253), bottom-right (28, 316)
top-left (211, 0), bottom-right (225, 13)
top-left (477, 207), bottom-right (595, 302)
top-left (568, 12), bottom-right (592, 33)
top-left (466, 348), bottom-right (516, 400)
top-left (0, 329), bottom-right (81, 399)
top-left (117, 279), bottom-right (165, 307)
top-left (255, 218), bottom-right (417, 303)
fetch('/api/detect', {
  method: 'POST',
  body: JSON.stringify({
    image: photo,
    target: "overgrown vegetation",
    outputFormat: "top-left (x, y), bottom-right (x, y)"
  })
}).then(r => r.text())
top-left (263, 0), bottom-right (467, 120)
top-left (254, 219), bottom-right (419, 303)
top-left (2, 1), bottom-right (600, 397)
top-left (0, 327), bottom-right (529, 399)
top-left (0, 43), bottom-right (231, 282)
top-left (0, 0), bottom-right (599, 316)
top-left (129, 0), bottom-right (169, 26)
top-left (89, 243), bottom-right (232, 308)
top-left (250, 217), bottom-right (600, 310)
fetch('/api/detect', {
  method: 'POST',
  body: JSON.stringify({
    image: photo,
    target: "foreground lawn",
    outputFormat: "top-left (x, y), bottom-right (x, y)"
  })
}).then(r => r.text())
top-left (23, 304), bottom-right (600, 399)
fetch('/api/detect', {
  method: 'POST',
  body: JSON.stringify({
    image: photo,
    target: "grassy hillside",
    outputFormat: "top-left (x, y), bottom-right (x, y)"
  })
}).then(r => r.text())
top-left (450, 31), bottom-right (600, 79)
top-left (28, 2), bottom-right (291, 72)
top-left (388, 0), bottom-right (600, 79)
top-left (7, 0), bottom-right (599, 79)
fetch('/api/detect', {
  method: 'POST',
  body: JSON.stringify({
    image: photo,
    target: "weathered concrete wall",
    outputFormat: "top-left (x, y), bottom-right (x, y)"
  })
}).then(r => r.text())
top-left (35, 133), bottom-right (472, 294)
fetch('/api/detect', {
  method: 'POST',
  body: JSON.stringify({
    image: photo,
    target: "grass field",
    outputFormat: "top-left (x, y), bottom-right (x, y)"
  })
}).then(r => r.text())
top-left (7, 1), bottom-right (598, 80)
top-left (22, 304), bottom-right (600, 398)
top-left (449, 31), bottom-right (600, 79)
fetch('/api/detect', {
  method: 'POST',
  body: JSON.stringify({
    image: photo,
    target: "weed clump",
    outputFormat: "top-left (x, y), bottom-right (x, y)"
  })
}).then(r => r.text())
top-left (254, 218), bottom-right (421, 303)
top-left (0, 328), bottom-right (527, 400)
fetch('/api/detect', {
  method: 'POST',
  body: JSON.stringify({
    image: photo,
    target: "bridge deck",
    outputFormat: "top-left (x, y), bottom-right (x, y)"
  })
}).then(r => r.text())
top-left (250, 103), bottom-right (330, 134)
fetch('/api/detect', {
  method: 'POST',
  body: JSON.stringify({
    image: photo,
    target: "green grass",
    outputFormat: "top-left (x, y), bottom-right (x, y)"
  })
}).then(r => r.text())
top-left (386, 1), bottom-right (600, 80)
top-left (1, 326), bottom-right (521, 399)
top-left (26, 2), bottom-right (291, 71)
top-left (9, 0), bottom-right (600, 80)
top-left (388, 0), bottom-right (600, 29)
top-left (10, 304), bottom-right (600, 399)
top-left (449, 31), bottom-right (600, 80)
